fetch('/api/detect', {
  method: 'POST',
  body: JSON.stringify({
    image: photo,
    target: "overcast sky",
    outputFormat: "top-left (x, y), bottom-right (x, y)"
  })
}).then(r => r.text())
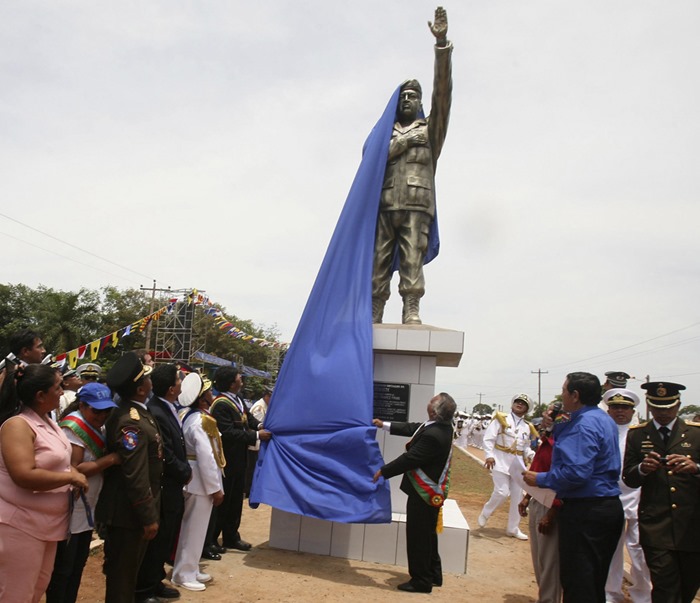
top-left (2, 1), bottom-right (699, 411)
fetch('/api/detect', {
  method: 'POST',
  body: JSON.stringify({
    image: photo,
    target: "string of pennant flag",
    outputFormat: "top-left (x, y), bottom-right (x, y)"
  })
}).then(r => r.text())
top-left (54, 290), bottom-right (288, 368)
top-left (186, 289), bottom-right (288, 350)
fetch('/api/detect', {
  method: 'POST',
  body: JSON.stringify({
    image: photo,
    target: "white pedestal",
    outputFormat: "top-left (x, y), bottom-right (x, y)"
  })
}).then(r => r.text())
top-left (267, 324), bottom-right (470, 575)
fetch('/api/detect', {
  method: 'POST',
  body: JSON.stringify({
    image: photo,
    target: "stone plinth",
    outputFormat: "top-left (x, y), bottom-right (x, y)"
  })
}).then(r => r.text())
top-left (266, 323), bottom-right (470, 575)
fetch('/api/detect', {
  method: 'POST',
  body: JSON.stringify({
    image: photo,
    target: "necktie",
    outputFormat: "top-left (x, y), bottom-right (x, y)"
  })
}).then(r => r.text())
top-left (659, 425), bottom-right (670, 445)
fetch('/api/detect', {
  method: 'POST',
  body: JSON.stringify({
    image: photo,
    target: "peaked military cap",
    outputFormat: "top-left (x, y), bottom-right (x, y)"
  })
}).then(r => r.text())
top-left (605, 371), bottom-right (630, 388)
top-left (603, 388), bottom-right (639, 408)
top-left (641, 381), bottom-right (685, 408)
top-left (106, 352), bottom-right (152, 391)
top-left (511, 393), bottom-right (532, 410)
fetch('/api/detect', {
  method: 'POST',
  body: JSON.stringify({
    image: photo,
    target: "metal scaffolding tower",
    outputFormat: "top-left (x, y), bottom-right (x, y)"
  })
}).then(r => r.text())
top-left (153, 289), bottom-right (198, 364)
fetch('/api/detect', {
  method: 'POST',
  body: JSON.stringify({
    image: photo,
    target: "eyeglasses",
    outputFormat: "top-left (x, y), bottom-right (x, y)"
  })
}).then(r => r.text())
top-left (88, 406), bottom-right (111, 414)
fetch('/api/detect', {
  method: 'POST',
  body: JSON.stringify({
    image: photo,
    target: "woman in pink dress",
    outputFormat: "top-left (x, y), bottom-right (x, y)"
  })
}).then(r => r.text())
top-left (0, 363), bottom-right (89, 603)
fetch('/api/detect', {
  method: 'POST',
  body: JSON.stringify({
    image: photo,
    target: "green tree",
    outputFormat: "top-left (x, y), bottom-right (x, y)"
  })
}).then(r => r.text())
top-left (35, 287), bottom-right (103, 354)
top-left (472, 403), bottom-right (494, 416)
top-left (680, 404), bottom-right (700, 418)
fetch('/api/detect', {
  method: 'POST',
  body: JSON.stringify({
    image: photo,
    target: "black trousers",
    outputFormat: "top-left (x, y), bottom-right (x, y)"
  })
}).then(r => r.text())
top-left (135, 488), bottom-right (184, 599)
top-left (558, 496), bottom-right (623, 603)
top-left (45, 530), bottom-right (93, 603)
top-left (643, 547), bottom-right (700, 603)
top-left (405, 492), bottom-right (442, 591)
top-left (103, 526), bottom-right (149, 603)
top-left (216, 468), bottom-right (246, 546)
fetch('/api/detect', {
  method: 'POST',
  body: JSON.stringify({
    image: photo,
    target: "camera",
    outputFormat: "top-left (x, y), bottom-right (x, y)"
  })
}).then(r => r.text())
top-left (659, 457), bottom-right (669, 465)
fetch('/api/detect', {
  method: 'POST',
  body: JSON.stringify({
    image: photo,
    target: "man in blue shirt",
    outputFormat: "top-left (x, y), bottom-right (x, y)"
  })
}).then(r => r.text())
top-left (523, 372), bottom-right (623, 603)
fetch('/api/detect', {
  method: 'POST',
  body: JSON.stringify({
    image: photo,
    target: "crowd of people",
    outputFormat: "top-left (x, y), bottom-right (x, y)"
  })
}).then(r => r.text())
top-left (0, 329), bottom-right (272, 603)
top-left (465, 370), bottom-right (700, 603)
top-left (1, 328), bottom-right (698, 603)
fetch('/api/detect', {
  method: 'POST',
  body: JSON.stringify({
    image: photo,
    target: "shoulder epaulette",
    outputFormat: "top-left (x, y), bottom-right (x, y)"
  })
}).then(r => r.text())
top-left (528, 422), bottom-right (539, 438)
top-left (685, 421), bottom-right (700, 428)
top-left (494, 412), bottom-right (508, 430)
top-left (630, 421), bottom-right (649, 430)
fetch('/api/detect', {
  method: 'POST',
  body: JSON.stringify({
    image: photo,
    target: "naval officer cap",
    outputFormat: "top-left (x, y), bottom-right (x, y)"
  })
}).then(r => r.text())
top-left (511, 393), bottom-right (532, 409)
top-left (106, 352), bottom-right (153, 391)
top-left (603, 388), bottom-right (640, 408)
top-left (605, 371), bottom-right (630, 388)
top-left (77, 363), bottom-right (102, 380)
top-left (641, 381), bottom-right (685, 408)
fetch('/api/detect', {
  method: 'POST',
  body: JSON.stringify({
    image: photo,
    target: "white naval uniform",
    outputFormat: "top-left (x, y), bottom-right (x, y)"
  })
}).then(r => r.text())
top-left (172, 409), bottom-right (224, 586)
top-left (604, 422), bottom-right (652, 603)
top-left (480, 411), bottom-right (536, 534)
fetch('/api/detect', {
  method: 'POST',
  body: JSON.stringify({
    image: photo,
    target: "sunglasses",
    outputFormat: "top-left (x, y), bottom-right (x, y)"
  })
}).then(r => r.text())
top-left (87, 406), bottom-right (112, 414)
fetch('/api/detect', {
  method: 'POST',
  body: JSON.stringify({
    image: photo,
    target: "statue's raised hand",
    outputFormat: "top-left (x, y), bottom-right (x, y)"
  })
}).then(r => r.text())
top-left (428, 6), bottom-right (448, 45)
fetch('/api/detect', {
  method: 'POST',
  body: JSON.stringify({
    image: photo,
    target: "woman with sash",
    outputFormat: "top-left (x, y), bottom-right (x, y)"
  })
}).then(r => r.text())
top-left (46, 382), bottom-right (120, 603)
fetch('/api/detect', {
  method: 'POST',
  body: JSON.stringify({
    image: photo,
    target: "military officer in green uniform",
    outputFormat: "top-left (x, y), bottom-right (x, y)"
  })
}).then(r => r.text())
top-left (96, 352), bottom-right (163, 603)
top-left (622, 381), bottom-right (700, 603)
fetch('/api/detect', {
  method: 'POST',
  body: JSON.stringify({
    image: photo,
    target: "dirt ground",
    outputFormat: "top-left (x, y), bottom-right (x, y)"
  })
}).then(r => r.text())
top-left (62, 446), bottom-right (624, 602)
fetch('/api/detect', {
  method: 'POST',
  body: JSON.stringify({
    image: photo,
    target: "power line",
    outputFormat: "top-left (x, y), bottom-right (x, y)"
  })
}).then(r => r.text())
top-left (0, 211), bottom-right (154, 281)
top-left (0, 230), bottom-right (142, 285)
top-left (547, 321), bottom-right (700, 369)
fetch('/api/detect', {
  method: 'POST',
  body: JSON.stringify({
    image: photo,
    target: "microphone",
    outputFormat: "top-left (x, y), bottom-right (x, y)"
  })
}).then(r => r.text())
top-left (545, 401), bottom-right (563, 433)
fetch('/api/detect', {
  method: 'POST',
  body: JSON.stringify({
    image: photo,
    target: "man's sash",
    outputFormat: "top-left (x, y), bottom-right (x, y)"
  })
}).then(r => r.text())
top-left (407, 448), bottom-right (452, 508)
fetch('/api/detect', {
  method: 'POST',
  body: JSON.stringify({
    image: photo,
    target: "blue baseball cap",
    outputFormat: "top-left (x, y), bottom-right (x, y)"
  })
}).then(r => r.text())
top-left (77, 382), bottom-right (117, 410)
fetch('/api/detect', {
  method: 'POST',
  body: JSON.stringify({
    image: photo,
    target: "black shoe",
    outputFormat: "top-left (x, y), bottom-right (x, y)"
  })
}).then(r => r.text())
top-left (210, 544), bottom-right (227, 554)
top-left (155, 584), bottom-right (180, 599)
top-left (201, 549), bottom-right (222, 561)
top-left (137, 598), bottom-right (160, 603)
top-left (228, 539), bottom-right (252, 551)
top-left (397, 581), bottom-right (432, 593)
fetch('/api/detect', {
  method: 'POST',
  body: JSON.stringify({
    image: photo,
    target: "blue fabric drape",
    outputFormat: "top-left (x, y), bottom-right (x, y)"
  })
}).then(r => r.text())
top-left (250, 85), bottom-right (440, 523)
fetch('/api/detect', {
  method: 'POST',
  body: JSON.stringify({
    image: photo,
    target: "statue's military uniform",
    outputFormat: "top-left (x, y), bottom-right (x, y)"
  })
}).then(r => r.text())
top-left (96, 400), bottom-right (163, 603)
top-left (623, 388), bottom-right (700, 603)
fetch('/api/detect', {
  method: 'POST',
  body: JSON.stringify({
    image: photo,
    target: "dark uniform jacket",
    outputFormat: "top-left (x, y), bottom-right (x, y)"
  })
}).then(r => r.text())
top-left (381, 420), bottom-right (453, 499)
top-left (622, 418), bottom-right (700, 551)
top-left (210, 394), bottom-right (260, 474)
top-left (96, 401), bottom-right (163, 529)
top-left (148, 397), bottom-right (191, 492)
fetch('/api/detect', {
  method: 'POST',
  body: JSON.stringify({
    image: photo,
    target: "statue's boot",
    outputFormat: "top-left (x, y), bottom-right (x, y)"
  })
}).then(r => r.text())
top-left (402, 295), bottom-right (422, 325)
top-left (372, 298), bottom-right (385, 324)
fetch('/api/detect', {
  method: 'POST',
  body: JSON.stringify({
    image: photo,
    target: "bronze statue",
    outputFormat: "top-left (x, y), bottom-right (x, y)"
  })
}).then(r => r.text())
top-left (372, 6), bottom-right (452, 325)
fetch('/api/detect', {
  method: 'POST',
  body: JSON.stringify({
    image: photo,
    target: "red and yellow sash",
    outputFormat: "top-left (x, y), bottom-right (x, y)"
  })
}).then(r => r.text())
top-left (59, 411), bottom-right (106, 459)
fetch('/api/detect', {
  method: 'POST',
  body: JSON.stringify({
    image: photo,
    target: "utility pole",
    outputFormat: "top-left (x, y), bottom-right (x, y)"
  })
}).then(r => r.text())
top-left (141, 280), bottom-right (157, 354)
top-left (531, 368), bottom-right (549, 407)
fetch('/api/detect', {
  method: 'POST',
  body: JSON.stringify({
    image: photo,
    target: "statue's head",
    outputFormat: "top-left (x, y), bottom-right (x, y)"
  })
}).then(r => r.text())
top-left (398, 79), bottom-right (422, 123)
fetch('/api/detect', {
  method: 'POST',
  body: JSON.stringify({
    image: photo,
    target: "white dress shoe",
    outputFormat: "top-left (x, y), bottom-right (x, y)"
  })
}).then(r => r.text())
top-left (477, 514), bottom-right (487, 528)
top-left (197, 572), bottom-right (212, 583)
top-left (507, 529), bottom-right (528, 541)
top-left (172, 580), bottom-right (206, 592)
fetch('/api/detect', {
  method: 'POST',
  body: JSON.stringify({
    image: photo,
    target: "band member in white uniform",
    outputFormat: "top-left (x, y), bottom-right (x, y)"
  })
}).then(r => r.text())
top-left (478, 394), bottom-right (537, 540)
top-left (171, 373), bottom-right (225, 592)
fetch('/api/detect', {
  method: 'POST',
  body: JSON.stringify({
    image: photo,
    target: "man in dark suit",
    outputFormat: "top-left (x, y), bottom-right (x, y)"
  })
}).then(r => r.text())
top-left (622, 381), bottom-right (700, 603)
top-left (373, 392), bottom-right (456, 593)
top-left (210, 367), bottom-right (270, 551)
top-left (97, 352), bottom-right (162, 603)
top-left (135, 363), bottom-right (192, 602)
